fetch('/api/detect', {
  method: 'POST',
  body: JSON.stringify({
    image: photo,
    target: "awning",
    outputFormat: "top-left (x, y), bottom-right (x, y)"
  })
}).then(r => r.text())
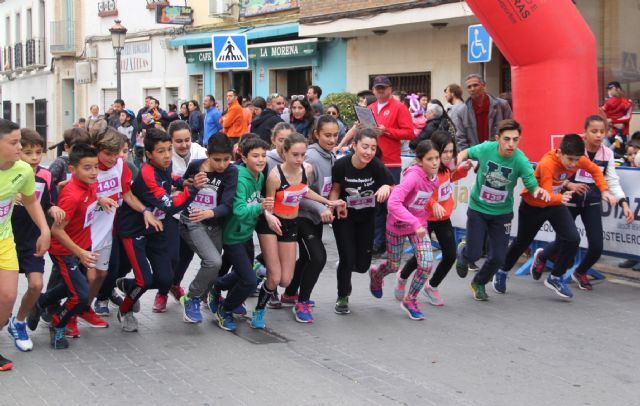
top-left (170, 22), bottom-right (299, 47)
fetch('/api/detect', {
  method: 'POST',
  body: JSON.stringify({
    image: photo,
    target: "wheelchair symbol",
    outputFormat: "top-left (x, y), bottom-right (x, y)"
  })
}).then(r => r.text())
top-left (470, 28), bottom-right (487, 59)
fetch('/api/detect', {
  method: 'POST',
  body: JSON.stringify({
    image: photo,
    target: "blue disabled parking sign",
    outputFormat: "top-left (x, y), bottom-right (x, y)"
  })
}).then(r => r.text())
top-left (467, 24), bottom-right (492, 63)
top-left (212, 34), bottom-right (249, 70)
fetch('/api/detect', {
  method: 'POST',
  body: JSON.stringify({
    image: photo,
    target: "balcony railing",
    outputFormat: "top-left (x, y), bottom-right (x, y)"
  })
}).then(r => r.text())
top-left (13, 42), bottom-right (23, 69)
top-left (50, 20), bottom-right (75, 54)
top-left (26, 38), bottom-right (46, 66)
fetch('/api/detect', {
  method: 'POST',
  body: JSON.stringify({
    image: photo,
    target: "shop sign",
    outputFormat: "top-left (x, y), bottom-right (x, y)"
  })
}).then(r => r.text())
top-left (186, 50), bottom-right (213, 64)
top-left (248, 42), bottom-right (316, 60)
top-left (121, 41), bottom-right (152, 73)
top-left (240, 0), bottom-right (299, 17)
top-left (156, 5), bottom-right (193, 25)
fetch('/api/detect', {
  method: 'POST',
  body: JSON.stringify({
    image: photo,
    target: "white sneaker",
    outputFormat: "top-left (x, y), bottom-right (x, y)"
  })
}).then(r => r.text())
top-left (7, 317), bottom-right (34, 352)
top-left (422, 283), bottom-right (444, 307)
top-left (117, 311), bottom-right (138, 332)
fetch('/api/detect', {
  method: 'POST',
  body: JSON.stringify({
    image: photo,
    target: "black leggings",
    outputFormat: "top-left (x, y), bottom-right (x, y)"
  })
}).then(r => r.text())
top-left (400, 218), bottom-right (456, 288)
top-left (284, 218), bottom-right (326, 302)
top-left (333, 216), bottom-right (375, 297)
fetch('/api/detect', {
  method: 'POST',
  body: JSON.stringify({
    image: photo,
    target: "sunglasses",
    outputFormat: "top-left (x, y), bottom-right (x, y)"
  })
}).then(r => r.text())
top-left (290, 95), bottom-right (305, 101)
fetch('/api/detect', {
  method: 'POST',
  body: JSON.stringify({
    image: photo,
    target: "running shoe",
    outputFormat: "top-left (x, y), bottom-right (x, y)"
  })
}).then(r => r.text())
top-left (180, 295), bottom-right (203, 324)
top-left (470, 282), bottom-right (489, 301)
top-left (394, 273), bottom-right (407, 302)
top-left (94, 299), bottom-right (110, 316)
top-left (254, 261), bottom-right (267, 279)
top-left (153, 293), bottom-right (168, 313)
top-left (117, 310), bottom-right (139, 332)
top-left (170, 285), bottom-right (185, 302)
top-left (422, 283), bottom-right (444, 306)
top-left (544, 275), bottom-right (573, 299)
top-left (572, 272), bottom-right (593, 291)
top-left (334, 296), bottom-right (350, 314)
top-left (109, 289), bottom-right (124, 307)
top-left (280, 293), bottom-right (298, 307)
top-left (401, 299), bottom-right (425, 321)
top-left (250, 308), bottom-right (266, 329)
top-left (456, 240), bottom-right (469, 278)
top-left (293, 302), bottom-right (313, 323)
top-left (492, 270), bottom-right (508, 294)
top-left (0, 354), bottom-right (13, 371)
top-left (50, 327), bottom-right (69, 350)
top-left (267, 291), bottom-right (282, 309)
top-left (468, 262), bottom-right (480, 273)
top-left (65, 316), bottom-right (80, 338)
top-left (207, 290), bottom-right (222, 314)
top-left (530, 248), bottom-right (546, 281)
top-left (27, 301), bottom-right (43, 331)
top-left (232, 303), bottom-right (247, 316)
top-left (217, 307), bottom-right (237, 331)
top-left (79, 308), bottom-right (109, 328)
top-left (7, 316), bottom-right (33, 352)
top-left (115, 278), bottom-right (140, 312)
top-left (369, 264), bottom-right (386, 299)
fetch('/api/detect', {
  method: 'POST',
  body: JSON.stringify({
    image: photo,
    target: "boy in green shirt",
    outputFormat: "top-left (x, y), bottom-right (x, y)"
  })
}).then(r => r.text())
top-left (455, 119), bottom-right (549, 301)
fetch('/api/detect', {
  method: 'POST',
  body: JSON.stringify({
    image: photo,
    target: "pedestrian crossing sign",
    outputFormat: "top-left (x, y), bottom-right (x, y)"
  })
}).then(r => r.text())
top-left (212, 34), bottom-right (249, 70)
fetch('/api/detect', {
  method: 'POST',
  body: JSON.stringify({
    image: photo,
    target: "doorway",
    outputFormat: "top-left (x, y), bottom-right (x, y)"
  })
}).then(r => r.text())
top-left (269, 67), bottom-right (312, 98)
top-left (215, 71), bottom-right (252, 109)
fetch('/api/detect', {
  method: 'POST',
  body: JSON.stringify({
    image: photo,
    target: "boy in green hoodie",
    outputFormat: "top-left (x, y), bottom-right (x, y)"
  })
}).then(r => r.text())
top-left (212, 137), bottom-right (273, 331)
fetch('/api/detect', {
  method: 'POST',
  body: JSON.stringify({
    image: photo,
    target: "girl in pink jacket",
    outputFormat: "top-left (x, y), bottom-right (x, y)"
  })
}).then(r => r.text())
top-left (369, 140), bottom-right (440, 320)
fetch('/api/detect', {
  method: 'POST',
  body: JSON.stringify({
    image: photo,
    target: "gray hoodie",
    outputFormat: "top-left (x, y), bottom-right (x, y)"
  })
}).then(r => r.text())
top-left (299, 143), bottom-right (335, 224)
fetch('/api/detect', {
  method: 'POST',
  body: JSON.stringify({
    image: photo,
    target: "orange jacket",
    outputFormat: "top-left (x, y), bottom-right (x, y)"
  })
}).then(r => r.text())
top-left (221, 100), bottom-right (244, 138)
top-left (522, 149), bottom-right (608, 207)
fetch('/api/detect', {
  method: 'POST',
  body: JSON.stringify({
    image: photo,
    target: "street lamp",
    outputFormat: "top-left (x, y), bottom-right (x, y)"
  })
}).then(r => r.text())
top-left (109, 19), bottom-right (127, 100)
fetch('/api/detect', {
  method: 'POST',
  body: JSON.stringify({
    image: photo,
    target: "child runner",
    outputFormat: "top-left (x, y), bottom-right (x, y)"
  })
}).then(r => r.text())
top-left (252, 133), bottom-right (344, 328)
top-left (115, 129), bottom-right (206, 332)
top-left (8, 129), bottom-right (64, 352)
top-left (212, 137), bottom-right (273, 332)
top-left (282, 115), bottom-right (339, 322)
top-left (179, 134), bottom-right (238, 323)
top-left (397, 130), bottom-right (472, 306)
top-left (530, 117), bottom-right (631, 291)
top-left (35, 144), bottom-right (99, 349)
top-left (454, 119), bottom-right (550, 301)
top-left (493, 133), bottom-right (615, 299)
top-left (369, 140), bottom-right (440, 320)
top-left (0, 120), bottom-right (50, 369)
top-left (329, 128), bottom-right (393, 315)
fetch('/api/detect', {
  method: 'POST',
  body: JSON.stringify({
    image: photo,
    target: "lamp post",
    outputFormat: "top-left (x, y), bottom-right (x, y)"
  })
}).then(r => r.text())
top-left (109, 20), bottom-right (127, 100)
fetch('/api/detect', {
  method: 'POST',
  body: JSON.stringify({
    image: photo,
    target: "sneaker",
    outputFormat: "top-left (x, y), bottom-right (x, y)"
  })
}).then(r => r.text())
top-left (0, 354), bottom-right (13, 371)
top-left (470, 282), bottom-right (489, 301)
top-left (50, 327), bottom-right (69, 350)
top-left (571, 272), bottom-right (593, 291)
top-left (115, 279), bottom-right (140, 313)
top-left (401, 299), bottom-right (425, 321)
top-left (254, 261), bottom-right (267, 279)
top-left (153, 293), bottom-right (168, 313)
top-left (530, 248), bottom-right (546, 281)
top-left (170, 285), bottom-right (185, 302)
top-left (544, 275), bottom-right (573, 299)
top-left (207, 291), bottom-right (222, 314)
top-left (232, 303), bottom-right (247, 316)
top-left (293, 302), bottom-right (313, 323)
top-left (117, 310), bottom-right (139, 332)
top-left (280, 293), bottom-right (298, 307)
top-left (65, 316), bottom-right (80, 338)
top-left (422, 283), bottom-right (444, 307)
top-left (334, 296), bottom-right (350, 314)
top-left (180, 295), bottom-right (203, 323)
top-left (618, 259), bottom-right (638, 268)
top-left (109, 289), bottom-right (124, 307)
top-left (216, 307), bottom-right (237, 331)
top-left (7, 317), bottom-right (33, 352)
top-left (369, 264), bottom-right (386, 298)
top-left (468, 262), bottom-right (480, 273)
top-left (394, 274), bottom-right (407, 302)
top-left (492, 270), bottom-right (508, 294)
top-left (27, 301), bottom-right (43, 331)
top-left (456, 240), bottom-right (469, 278)
top-left (250, 308), bottom-right (266, 329)
top-left (79, 308), bottom-right (109, 328)
top-left (267, 291), bottom-right (282, 309)
top-left (94, 299), bottom-right (110, 316)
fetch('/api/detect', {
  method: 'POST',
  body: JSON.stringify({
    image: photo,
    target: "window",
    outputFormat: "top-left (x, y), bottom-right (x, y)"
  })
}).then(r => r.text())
top-left (26, 9), bottom-right (32, 40)
top-left (368, 72), bottom-right (431, 98)
top-left (15, 12), bottom-right (21, 43)
top-left (5, 16), bottom-right (10, 46)
top-left (15, 103), bottom-right (21, 125)
top-left (101, 89), bottom-right (118, 113)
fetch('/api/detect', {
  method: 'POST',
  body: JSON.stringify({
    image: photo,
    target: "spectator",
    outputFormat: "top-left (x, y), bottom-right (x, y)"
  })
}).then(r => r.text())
top-left (601, 81), bottom-right (633, 156)
top-left (410, 103), bottom-right (445, 150)
top-left (221, 89), bottom-right (244, 142)
top-left (306, 85), bottom-right (324, 115)
top-left (290, 96), bottom-right (315, 138)
top-left (455, 73), bottom-right (512, 150)
top-left (251, 93), bottom-right (285, 144)
top-left (444, 83), bottom-right (465, 134)
top-left (418, 93), bottom-right (429, 111)
top-left (139, 97), bottom-right (171, 131)
top-left (117, 109), bottom-right (138, 148)
top-left (326, 103), bottom-right (347, 141)
top-left (179, 102), bottom-right (189, 121)
top-left (86, 104), bottom-right (102, 131)
top-left (187, 100), bottom-right (203, 144)
top-left (241, 97), bottom-right (253, 134)
top-left (357, 90), bottom-right (376, 107)
top-left (108, 98), bottom-right (125, 129)
top-left (251, 96), bottom-right (266, 119)
top-left (136, 96), bottom-right (152, 128)
top-left (202, 95), bottom-right (222, 145)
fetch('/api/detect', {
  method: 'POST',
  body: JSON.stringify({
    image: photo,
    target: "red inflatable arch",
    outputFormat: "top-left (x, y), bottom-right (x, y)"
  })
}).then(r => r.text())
top-left (465, 0), bottom-right (599, 160)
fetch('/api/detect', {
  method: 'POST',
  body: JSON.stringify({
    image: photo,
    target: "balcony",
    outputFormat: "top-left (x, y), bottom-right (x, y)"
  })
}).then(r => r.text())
top-left (25, 38), bottom-right (46, 67)
top-left (50, 20), bottom-right (75, 55)
top-left (14, 43), bottom-right (23, 69)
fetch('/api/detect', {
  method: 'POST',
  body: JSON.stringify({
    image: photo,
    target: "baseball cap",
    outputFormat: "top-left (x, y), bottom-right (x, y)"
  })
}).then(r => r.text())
top-left (372, 76), bottom-right (392, 88)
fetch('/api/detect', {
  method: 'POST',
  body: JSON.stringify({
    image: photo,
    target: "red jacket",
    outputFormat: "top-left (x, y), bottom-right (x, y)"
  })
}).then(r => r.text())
top-left (369, 97), bottom-right (414, 168)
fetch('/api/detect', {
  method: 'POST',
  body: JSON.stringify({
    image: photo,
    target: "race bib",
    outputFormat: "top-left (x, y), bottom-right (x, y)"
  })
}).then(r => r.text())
top-left (552, 185), bottom-right (563, 195)
top-left (34, 182), bottom-right (46, 202)
top-left (96, 175), bottom-right (122, 198)
top-left (409, 191), bottom-right (433, 210)
top-left (152, 207), bottom-right (166, 220)
top-left (479, 185), bottom-right (508, 204)
top-left (191, 188), bottom-right (217, 211)
top-left (346, 194), bottom-right (375, 210)
top-left (281, 187), bottom-right (308, 207)
top-left (438, 181), bottom-right (452, 202)
top-left (321, 176), bottom-right (332, 197)
top-left (0, 198), bottom-right (14, 225)
top-left (84, 201), bottom-right (98, 228)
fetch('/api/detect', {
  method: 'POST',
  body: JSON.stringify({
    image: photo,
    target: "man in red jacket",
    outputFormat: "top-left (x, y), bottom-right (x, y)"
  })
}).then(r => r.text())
top-left (368, 75), bottom-right (415, 254)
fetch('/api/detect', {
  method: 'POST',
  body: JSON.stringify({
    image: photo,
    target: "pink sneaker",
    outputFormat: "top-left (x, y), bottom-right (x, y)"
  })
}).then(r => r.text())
top-left (422, 283), bottom-right (444, 307)
top-left (280, 293), bottom-right (298, 307)
top-left (394, 273), bottom-right (407, 301)
top-left (369, 263), bottom-right (387, 299)
top-left (153, 293), bottom-right (168, 313)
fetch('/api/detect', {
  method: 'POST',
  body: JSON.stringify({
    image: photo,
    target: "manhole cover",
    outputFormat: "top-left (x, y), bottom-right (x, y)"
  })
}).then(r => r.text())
top-left (232, 321), bottom-right (290, 344)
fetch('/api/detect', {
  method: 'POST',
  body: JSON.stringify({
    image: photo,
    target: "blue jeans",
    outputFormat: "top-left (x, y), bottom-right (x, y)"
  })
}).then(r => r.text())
top-left (373, 166), bottom-right (401, 249)
top-left (465, 209), bottom-right (514, 285)
top-left (214, 240), bottom-right (256, 310)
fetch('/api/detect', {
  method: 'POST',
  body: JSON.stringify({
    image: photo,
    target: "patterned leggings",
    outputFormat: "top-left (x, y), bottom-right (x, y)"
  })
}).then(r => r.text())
top-left (375, 230), bottom-right (433, 300)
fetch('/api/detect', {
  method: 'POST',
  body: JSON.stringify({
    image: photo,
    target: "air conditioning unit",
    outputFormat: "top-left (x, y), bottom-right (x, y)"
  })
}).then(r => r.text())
top-left (209, 0), bottom-right (231, 16)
